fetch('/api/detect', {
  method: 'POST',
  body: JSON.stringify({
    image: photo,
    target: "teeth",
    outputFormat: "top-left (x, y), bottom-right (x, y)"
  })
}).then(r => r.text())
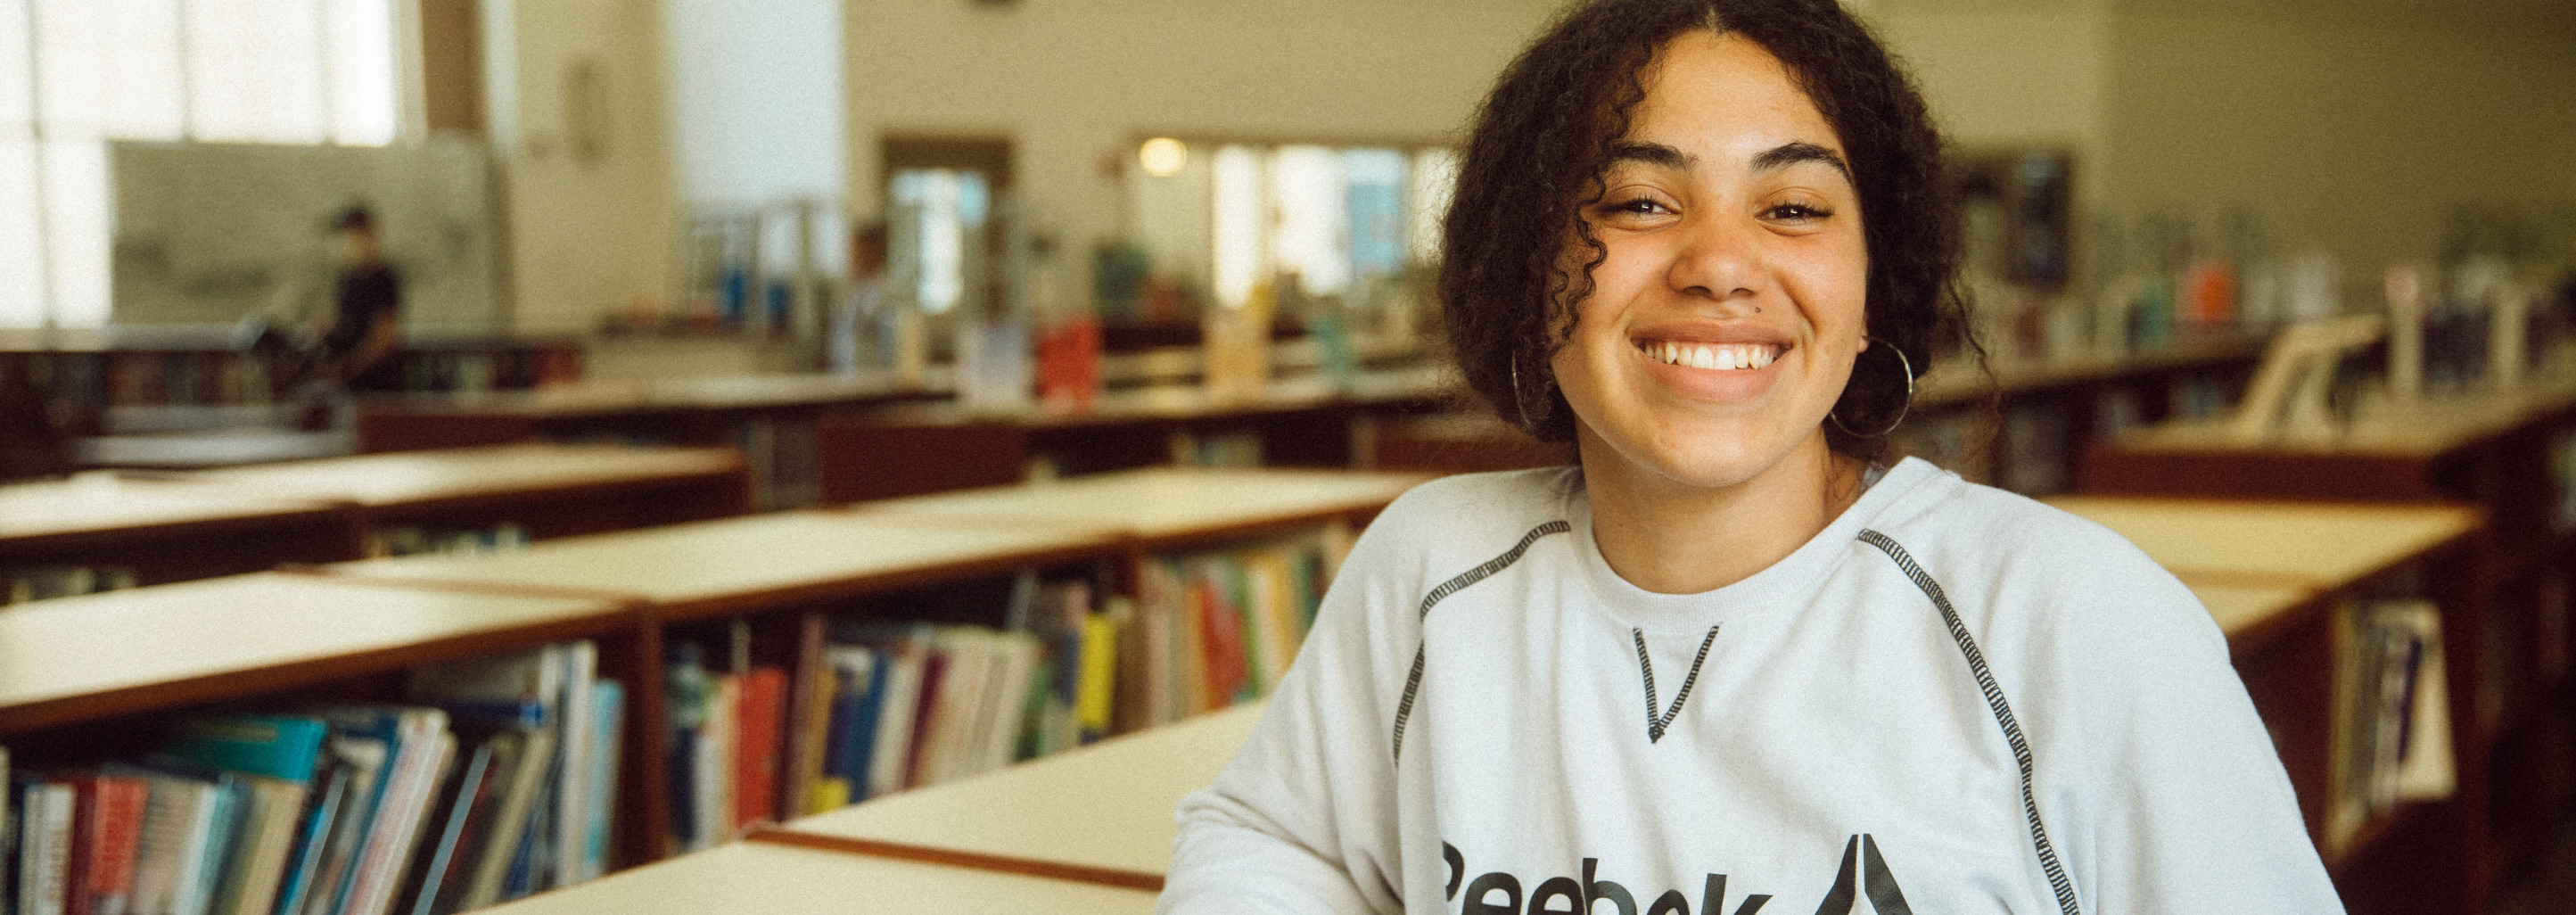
top-left (1640, 340), bottom-right (1780, 370)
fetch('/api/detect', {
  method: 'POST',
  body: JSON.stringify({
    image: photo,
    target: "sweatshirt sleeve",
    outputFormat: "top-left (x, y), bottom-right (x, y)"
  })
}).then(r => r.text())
top-left (1158, 500), bottom-right (1421, 915)
top-left (2028, 528), bottom-right (2346, 915)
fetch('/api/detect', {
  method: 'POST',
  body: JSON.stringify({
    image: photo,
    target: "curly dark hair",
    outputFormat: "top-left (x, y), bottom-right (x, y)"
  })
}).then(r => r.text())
top-left (1438, 0), bottom-right (1976, 461)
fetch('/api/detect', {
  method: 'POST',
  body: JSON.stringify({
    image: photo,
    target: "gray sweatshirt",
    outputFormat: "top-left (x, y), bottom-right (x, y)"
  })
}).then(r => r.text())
top-left (1162, 458), bottom-right (2341, 914)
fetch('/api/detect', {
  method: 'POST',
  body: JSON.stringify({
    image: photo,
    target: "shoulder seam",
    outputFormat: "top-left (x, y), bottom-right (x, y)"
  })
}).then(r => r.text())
top-left (1388, 520), bottom-right (1571, 761)
top-left (1856, 528), bottom-right (2084, 915)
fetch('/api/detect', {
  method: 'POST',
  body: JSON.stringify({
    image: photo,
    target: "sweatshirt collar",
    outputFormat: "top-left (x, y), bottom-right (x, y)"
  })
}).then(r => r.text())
top-left (1564, 457), bottom-right (1941, 632)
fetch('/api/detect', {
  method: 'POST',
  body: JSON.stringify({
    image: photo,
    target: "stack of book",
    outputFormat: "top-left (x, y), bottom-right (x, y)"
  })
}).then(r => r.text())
top-left (362, 524), bottom-right (530, 560)
top-left (2327, 598), bottom-right (2456, 854)
top-left (1115, 535), bottom-right (1330, 732)
top-left (4, 567), bottom-right (140, 606)
top-left (663, 578), bottom-right (1123, 837)
top-left (1, 641), bottom-right (624, 915)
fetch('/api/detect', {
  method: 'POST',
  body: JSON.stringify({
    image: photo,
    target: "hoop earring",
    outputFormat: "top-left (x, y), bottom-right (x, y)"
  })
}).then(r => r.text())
top-left (1510, 354), bottom-right (1539, 432)
top-left (1828, 337), bottom-right (1913, 439)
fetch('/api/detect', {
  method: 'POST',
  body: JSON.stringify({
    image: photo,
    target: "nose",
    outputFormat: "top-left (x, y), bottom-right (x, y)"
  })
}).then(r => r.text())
top-left (1664, 213), bottom-right (1764, 305)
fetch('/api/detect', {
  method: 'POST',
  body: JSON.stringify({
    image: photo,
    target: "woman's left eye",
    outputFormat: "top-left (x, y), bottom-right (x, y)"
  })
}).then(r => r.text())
top-left (1765, 202), bottom-right (1832, 222)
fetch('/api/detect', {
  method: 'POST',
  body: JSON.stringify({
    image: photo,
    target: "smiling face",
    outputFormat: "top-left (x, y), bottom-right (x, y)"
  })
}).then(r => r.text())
top-left (1551, 29), bottom-right (1869, 494)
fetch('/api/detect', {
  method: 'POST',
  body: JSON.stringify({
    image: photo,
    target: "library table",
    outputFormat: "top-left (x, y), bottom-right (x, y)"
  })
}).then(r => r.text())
top-left (356, 369), bottom-right (946, 453)
top-left (0, 572), bottom-right (632, 738)
top-left (320, 509), bottom-right (1123, 623)
top-left (181, 442), bottom-right (752, 539)
top-left (2048, 495), bottom-right (2485, 914)
top-left (862, 466), bottom-right (1431, 550)
top-left (0, 473), bottom-right (363, 584)
top-left (476, 841), bottom-right (1157, 915)
top-left (770, 700), bottom-right (1264, 880)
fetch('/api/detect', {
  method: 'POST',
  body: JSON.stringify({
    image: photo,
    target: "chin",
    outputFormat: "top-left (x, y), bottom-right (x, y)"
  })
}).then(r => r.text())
top-left (1580, 416), bottom-right (1816, 493)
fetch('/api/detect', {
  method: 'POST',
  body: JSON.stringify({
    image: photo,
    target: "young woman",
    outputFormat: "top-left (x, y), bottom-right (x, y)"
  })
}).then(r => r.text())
top-left (1160, 1), bottom-right (2341, 913)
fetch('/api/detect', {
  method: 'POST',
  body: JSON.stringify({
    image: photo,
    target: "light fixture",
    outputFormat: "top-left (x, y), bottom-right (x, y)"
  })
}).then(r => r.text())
top-left (1138, 137), bottom-right (1188, 177)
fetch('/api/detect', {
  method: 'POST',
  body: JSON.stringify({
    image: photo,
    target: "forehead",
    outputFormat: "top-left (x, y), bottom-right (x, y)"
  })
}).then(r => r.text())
top-left (1626, 30), bottom-right (1843, 159)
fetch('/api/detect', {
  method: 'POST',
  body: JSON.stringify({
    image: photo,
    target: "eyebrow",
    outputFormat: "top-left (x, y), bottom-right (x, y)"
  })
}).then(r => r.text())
top-left (1750, 141), bottom-right (1852, 181)
top-left (1604, 139), bottom-right (1852, 182)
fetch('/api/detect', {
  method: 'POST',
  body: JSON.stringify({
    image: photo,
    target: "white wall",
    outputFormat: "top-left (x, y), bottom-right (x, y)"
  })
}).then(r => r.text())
top-left (488, 0), bottom-right (677, 333)
top-left (664, 0), bottom-right (845, 209)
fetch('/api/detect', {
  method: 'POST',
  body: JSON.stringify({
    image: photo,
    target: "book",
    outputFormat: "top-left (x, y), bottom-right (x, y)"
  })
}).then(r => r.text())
top-left (64, 775), bottom-right (147, 915)
top-left (272, 760), bottom-right (351, 915)
top-left (457, 729), bottom-right (549, 912)
top-left (690, 676), bottom-right (734, 851)
top-left (575, 680), bottom-right (623, 883)
top-left (20, 779), bottom-right (75, 915)
top-left (108, 768), bottom-right (217, 915)
top-left (294, 738), bottom-right (386, 915)
top-left (547, 642), bottom-right (597, 893)
top-left (730, 669), bottom-right (786, 830)
top-left (402, 739), bottom-right (497, 915)
top-left (306, 707), bottom-right (447, 915)
top-left (210, 778), bottom-right (305, 915)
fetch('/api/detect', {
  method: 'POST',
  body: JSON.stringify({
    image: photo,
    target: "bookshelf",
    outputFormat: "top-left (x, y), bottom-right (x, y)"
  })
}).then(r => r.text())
top-left (0, 466), bottom-right (1420, 915)
top-left (818, 366), bottom-right (1452, 500)
top-left (0, 573), bottom-right (637, 741)
top-left (2081, 376), bottom-right (2576, 897)
top-left (183, 442), bottom-right (753, 543)
top-left (2047, 495), bottom-right (2486, 915)
top-left (358, 372), bottom-right (948, 509)
top-left (0, 326), bottom-right (582, 482)
top-left (1, 474), bottom-right (363, 589)
top-left (322, 510), bottom-right (1121, 624)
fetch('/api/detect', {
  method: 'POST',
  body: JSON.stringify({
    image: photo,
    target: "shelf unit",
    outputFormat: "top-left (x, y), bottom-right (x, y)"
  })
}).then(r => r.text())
top-left (821, 365), bottom-right (1453, 501)
top-left (2083, 375), bottom-right (2576, 903)
top-left (1, 474), bottom-right (363, 587)
top-left (0, 466), bottom-right (1422, 911)
top-left (358, 372), bottom-right (950, 509)
top-left (0, 326), bottom-right (582, 482)
top-left (2048, 495), bottom-right (2488, 914)
top-left (183, 441), bottom-right (753, 542)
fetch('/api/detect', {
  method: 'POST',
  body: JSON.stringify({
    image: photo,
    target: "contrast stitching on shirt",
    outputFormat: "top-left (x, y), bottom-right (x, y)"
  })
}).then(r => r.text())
top-left (1632, 625), bottom-right (1719, 743)
top-left (1856, 529), bottom-right (2083, 915)
top-left (1391, 520), bottom-right (1571, 760)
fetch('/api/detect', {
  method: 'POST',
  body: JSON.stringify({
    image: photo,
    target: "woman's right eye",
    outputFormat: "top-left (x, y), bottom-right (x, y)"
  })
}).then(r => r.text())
top-left (1600, 198), bottom-right (1672, 217)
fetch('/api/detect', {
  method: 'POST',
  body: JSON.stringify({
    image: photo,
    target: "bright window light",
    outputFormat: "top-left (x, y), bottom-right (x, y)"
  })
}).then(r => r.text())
top-left (1, 0), bottom-right (404, 327)
top-left (1210, 144), bottom-right (1263, 309)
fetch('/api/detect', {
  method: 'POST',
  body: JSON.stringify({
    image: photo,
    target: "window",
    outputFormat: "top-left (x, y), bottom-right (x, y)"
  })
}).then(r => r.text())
top-left (1122, 137), bottom-right (1456, 322)
top-left (0, 0), bottom-right (411, 328)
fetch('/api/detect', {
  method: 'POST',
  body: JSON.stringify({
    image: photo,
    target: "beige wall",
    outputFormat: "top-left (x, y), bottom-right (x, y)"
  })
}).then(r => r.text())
top-left (843, 0), bottom-right (1566, 290)
top-left (490, 0), bottom-right (678, 334)
top-left (495, 0), bottom-right (2576, 334)
top-left (2095, 8), bottom-right (2576, 273)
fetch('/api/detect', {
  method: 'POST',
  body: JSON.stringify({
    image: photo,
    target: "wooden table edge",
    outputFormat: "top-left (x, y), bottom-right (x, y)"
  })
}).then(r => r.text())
top-left (0, 602), bottom-right (637, 738)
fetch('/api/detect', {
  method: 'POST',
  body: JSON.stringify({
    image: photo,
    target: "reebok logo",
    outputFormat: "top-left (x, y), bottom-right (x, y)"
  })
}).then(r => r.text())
top-left (1444, 835), bottom-right (1910, 915)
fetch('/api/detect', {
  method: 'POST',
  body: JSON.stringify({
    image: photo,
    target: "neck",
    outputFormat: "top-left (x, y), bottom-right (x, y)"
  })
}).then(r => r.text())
top-left (1579, 427), bottom-right (1864, 595)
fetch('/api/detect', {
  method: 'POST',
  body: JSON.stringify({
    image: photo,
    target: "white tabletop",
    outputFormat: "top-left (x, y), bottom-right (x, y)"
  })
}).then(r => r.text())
top-left (2046, 496), bottom-right (2480, 589)
top-left (865, 467), bottom-right (1427, 541)
top-left (0, 473), bottom-right (338, 541)
top-left (0, 573), bottom-right (621, 726)
top-left (783, 701), bottom-right (1265, 876)
top-left (479, 842), bottom-right (1156, 915)
top-left (184, 442), bottom-right (741, 507)
top-left (325, 510), bottom-right (1116, 616)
